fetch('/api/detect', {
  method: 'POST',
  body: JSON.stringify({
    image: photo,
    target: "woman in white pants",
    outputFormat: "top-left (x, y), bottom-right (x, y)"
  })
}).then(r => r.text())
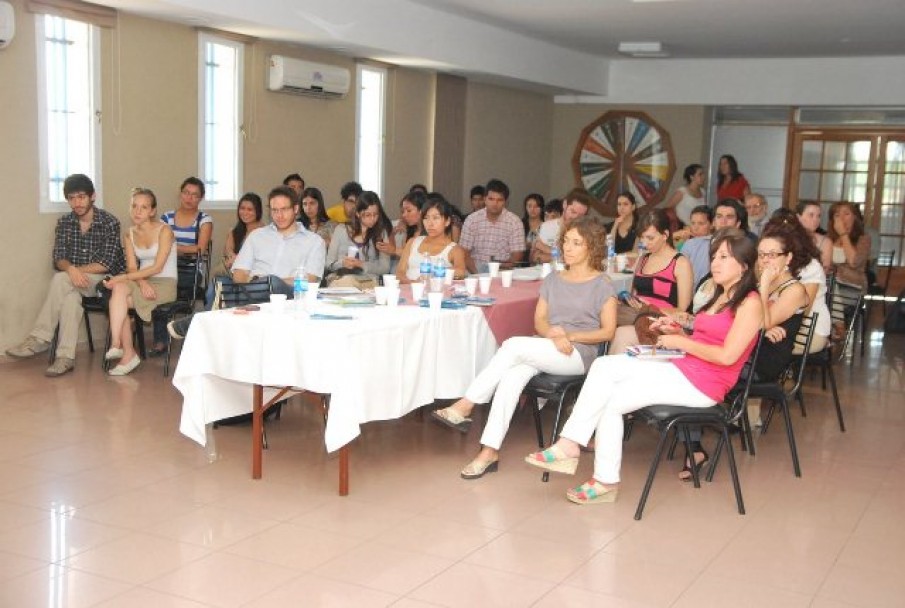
top-left (431, 217), bottom-right (617, 479)
top-left (526, 229), bottom-right (763, 504)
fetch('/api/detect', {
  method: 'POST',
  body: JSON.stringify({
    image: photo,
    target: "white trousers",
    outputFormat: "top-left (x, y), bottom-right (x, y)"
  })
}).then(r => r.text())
top-left (559, 355), bottom-right (715, 484)
top-left (31, 271), bottom-right (104, 359)
top-left (465, 336), bottom-right (585, 450)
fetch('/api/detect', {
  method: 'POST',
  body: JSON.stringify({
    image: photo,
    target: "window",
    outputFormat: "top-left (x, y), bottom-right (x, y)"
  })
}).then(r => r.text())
top-left (355, 65), bottom-right (386, 197)
top-left (36, 14), bottom-right (100, 212)
top-left (199, 33), bottom-right (243, 206)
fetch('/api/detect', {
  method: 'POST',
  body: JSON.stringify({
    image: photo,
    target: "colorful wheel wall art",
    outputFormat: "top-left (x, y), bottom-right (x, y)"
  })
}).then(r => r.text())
top-left (572, 110), bottom-right (676, 214)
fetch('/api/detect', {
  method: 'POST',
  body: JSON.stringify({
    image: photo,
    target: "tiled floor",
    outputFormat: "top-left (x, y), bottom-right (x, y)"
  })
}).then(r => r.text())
top-left (0, 312), bottom-right (902, 607)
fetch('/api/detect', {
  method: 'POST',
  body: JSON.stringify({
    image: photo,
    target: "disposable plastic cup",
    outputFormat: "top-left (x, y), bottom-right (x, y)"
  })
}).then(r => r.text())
top-left (464, 277), bottom-right (478, 296)
top-left (410, 282), bottom-right (425, 303)
top-left (382, 274), bottom-right (399, 288)
top-left (478, 276), bottom-right (491, 295)
top-left (374, 286), bottom-right (388, 305)
top-left (488, 262), bottom-right (501, 278)
top-left (386, 287), bottom-right (400, 308)
top-left (269, 293), bottom-right (287, 313)
top-left (428, 292), bottom-right (443, 311)
top-left (500, 270), bottom-right (513, 288)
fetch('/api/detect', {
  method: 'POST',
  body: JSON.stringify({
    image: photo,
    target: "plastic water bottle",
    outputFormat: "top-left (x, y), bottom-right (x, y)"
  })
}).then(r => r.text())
top-left (637, 239), bottom-right (647, 258)
top-left (606, 233), bottom-right (616, 271)
top-left (550, 244), bottom-right (562, 271)
top-left (419, 258), bottom-right (432, 285)
top-left (431, 257), bottom-right (446, 293)
top-left (293, 265), bottom-right (308, 308)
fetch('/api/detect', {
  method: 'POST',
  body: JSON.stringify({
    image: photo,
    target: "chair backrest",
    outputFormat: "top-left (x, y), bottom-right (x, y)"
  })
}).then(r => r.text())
top-left (217, 277), bottom-right (274, 309)
top-left (875, 249), bottom-right (896, 291)
top-left (787, 312), bottom-right (819, 395)
top-left (829, 280), bottom-right (864, 339)
top-left (723, 330), bottom-right (765, 425)
top-left (175, 242), bottom-right (212, 307)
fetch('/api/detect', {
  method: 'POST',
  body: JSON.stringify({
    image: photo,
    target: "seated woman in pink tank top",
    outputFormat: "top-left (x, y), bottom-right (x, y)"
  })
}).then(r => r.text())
top-left (525, 229), bottom-right (762, 505)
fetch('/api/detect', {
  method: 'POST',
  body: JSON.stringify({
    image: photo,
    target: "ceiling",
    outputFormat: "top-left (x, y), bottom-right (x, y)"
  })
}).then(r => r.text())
top-left (87, 0), bottom-right (905, 93)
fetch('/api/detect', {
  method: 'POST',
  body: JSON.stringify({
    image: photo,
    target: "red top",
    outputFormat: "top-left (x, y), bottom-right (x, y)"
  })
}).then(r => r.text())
top-left (717, 175), bottom-right (750, 201)
top-left (671, 293), bottom-right (758, 402)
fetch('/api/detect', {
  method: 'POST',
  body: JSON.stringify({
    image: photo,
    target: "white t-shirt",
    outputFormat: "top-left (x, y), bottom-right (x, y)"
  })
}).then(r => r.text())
top-left (797, 258), bottom-right (831, 338)
top-left (537, 218), bottom-right (562, 247)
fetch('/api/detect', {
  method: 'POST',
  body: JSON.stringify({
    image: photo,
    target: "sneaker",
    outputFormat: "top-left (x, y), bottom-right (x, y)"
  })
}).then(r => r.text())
top-left (109, 356), bottom-right (141, 376)
top-left (6, 336), bottom-right (50, 359)
top-left (45, 357), bottom-right (75, 377)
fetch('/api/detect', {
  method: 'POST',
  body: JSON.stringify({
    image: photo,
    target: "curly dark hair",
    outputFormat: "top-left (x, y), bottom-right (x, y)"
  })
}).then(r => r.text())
top-left (761, 211), bottom-right (820, 276)
top-left (557, 216), bottom-right (607, 271)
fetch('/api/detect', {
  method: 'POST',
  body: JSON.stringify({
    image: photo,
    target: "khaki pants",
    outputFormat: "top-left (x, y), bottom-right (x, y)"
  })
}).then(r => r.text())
top-left (31, 271), bottom-right (104, 360)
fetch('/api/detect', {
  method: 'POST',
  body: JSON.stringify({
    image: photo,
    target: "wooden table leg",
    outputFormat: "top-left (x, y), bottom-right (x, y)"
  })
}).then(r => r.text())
top-left (339, 444), bottom-right (349, 496)
top-left (252, 384), bottom-right (263, 479)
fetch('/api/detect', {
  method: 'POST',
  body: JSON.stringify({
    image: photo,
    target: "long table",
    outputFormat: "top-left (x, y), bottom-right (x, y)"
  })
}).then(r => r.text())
top-left (174, 302), bottom-right (497, 493)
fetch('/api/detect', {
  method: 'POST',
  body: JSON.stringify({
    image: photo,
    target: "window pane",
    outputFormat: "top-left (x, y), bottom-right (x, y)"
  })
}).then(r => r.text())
top-left (798, 170), bottom-right (820, 201)
top-left (356, 66), bottom-right (385, 197)
top-left (201, 37), bottom-right (242, 203)
top-left (842, 171), bottom-right (867, 203)
top-left (887, 141), bottom-right (905, 173)
top-left (820, 172), bottom-right (843, 202)
top-left (822, 141), bottom-right (846, 171)
top-left (882, 171), bottom-right (904, 204)
top-left (879, 204), bottom-right (902, 234)
top-left (42, 15), bottom-right (95, 204)
top-left (846, 141), bottom-right (871, 172)
top-left (801, 141), bottom-right (822, 170)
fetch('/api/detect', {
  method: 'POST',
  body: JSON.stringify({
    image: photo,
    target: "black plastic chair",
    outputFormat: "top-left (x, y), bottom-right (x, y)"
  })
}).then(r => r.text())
top-left (159, 247), bottom-right (211, 377)
top-left (48, 295), bottom-right (106, 364)
top-left (631, 331), bottom-right (764, 521)
top-left (216, 276), bottom-right (275, 309)
top-left (743, 313), bottom-right (819, 478)
top-left (523, 343), bottom-right (608, 482)
top-left (861, 249), bottom-right (895, 356)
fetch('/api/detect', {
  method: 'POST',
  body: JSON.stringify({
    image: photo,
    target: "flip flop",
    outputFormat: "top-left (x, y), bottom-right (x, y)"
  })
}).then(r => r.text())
top-left (430, 407), bottom-right (472, 434)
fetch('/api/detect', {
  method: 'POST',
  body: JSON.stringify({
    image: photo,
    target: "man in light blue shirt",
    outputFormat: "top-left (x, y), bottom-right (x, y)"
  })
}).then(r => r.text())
top-left (233, 186), bottom-right (325, 294)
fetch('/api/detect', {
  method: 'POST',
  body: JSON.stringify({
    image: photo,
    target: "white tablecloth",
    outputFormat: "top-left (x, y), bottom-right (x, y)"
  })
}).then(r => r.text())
top-left (174, 302), bottom-right (498, 452)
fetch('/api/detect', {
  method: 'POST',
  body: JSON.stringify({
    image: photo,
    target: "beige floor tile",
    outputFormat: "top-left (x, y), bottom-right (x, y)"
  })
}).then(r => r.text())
top-left (63, 531), bottom-right (211, 584)
top-left (144, 504), bottom-right (282, 549)
top-left (72, 487), bottom-right (203, 530)
top-left (817, 561), bottom-right (905, 607)
top-left (407, 561), bottom-right (555, 607)
top-left (370, 513), bottom-right (503, 560)
top-left (464, 531), bottom-right (600, 582)
top-left (291, 497), bottom-right (419, 540)
top-left (0, 549), bottom-right (50, 582)
top-left (312, 541), bottom-right (455, 595)
top-left (146, 551), bottom-right (300, 607)
top-left (563, 550), bottom-right (701, 606)
top-left (532, 585), bottom-right (659, 608)
top-left (91, 587), bottom-right (212, 608)
top-left (0, 511), bottom-right (129, 562)
top-left (672, 573), bottom-right (812, 608)
top-left (223, 522), bottom-right (363, 571)
top-left (244, 573), bottom-right (399, 607)
top-left (0, 564), bottom-right (131, 608)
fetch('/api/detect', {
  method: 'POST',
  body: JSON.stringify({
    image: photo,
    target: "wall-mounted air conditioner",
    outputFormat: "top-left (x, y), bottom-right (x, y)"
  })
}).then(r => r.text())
top-left (267, 55), bottom-right (350, 98)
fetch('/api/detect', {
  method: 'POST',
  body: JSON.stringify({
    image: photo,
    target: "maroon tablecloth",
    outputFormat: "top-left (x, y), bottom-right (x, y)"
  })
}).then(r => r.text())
top-left (480, 279), bottom-right (541, 344)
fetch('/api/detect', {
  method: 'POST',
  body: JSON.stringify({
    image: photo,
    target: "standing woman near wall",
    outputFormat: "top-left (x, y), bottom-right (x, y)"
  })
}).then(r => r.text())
top-left (716, 155), bottom-right (751, 202)
top-left (664, 164), bottom-right (707, 226)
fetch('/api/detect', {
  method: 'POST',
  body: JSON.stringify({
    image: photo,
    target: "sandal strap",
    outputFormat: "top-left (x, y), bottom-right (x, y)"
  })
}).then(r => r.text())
top-left (532, 446), bottom-right (566, 463)
top-left (438, 407), bottom-right (470, 425)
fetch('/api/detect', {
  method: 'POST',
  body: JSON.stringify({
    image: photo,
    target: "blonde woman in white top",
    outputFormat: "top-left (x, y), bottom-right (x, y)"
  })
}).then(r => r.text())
top-left (103, 188), bottom-right (177, 375)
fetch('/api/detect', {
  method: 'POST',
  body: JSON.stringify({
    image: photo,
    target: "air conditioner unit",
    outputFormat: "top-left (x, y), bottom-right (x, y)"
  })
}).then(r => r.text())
top-left (0, 1), bottom-right (15, 50)
top-left (267, 55), bottom-right (350, 98)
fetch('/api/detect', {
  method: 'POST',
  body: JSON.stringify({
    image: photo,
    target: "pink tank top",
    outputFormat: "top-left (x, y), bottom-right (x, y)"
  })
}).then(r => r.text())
top-left (671, 293), bottom-right (758, 402)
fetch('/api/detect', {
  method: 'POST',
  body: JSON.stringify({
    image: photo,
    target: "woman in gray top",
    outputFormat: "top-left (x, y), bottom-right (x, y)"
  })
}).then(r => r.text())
top-left (324, 191), bottom-right (392, 281)
top-left (432, 217), bottom-right (618, 479)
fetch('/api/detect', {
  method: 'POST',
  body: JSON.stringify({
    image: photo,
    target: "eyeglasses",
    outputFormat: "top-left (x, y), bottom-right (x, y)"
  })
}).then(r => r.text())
top-left (181, 190), bottom-right (202, 198)
top-left (757, 251), bottom-right (786, 259)
top-left (270, 206), bottom-right (295, 215)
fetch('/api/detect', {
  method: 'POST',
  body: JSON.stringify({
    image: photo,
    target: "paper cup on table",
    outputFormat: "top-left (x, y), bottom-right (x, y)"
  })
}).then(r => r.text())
top-left (382, 274), bottom-right (398, 288)
top-left (444, 268), bottom-right (454, 285)
top-left (410, 282), bottom-right (425, 303)
top-left (373, 285), bottom-right (388, 305)
top-left (464, 277), bottom-right (478, 296)
top-left (269, 293), bottom-right (287, 313)
top-left (541, 263), bottom-right (551, 278)
top-left (488, 262), bottom-right (501, 278)
top-left (385, 287), bottom-right (400, 307)
top-left (500, 269), bottom-right (513, 288)
top-left (616, 254), bottom-right (627, 272)
top-left (427, 291), bottom-right (443, 311)
top-left (478, 275), bottom-right (491, 295)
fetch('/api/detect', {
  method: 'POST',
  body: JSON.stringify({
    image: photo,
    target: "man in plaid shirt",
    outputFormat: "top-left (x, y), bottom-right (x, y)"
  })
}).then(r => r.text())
top-left (460, 179), bottom-right (525, 273)
top-left (6, 174), bottom-right (125, 377)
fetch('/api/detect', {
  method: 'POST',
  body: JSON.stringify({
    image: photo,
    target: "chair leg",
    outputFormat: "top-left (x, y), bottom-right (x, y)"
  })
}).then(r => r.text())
top-left (739, 405), bottom-right (756, 456)
top-left (778, 395), bottom-right (801, 477)
top-left (721, 426), bottom-right (746, 515)
top-left (795, 385), bottom-right (807, 417)
top-left (102, 326), bottom-right (113, 372)
top-left (666, 429), bottom-right (679, 460)
top-left (826, 363), bottom-right (846, 432)
top-left (49, 325), bottom-right (60, 364)
top-left (761, 399), bottom-right (776, 434)
top-left (681, 427), bottom-right (702, 488)
top-left (634, 429), bottom-right (670, 521)
top-left (529, 395), bottom-right (545, 449)
top-left (623, 415), bottom-right (635, 441)
top-left (83, 309), bottom-right (95, 353)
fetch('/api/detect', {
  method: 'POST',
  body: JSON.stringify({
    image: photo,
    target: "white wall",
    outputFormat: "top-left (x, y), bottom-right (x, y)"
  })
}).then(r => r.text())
top-left (557, 56), bottom-right (905, 106)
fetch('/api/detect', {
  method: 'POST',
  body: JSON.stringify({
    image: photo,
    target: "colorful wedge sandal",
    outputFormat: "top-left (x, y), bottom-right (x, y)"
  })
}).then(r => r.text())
top-left (524, 446), bottom-right (579, 475)
top-left (566, 480), bottom-right (618, 505)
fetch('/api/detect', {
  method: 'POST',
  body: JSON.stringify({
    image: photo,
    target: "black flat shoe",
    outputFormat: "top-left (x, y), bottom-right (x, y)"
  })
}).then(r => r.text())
top-left (678, 449), bottom-right (709, 482)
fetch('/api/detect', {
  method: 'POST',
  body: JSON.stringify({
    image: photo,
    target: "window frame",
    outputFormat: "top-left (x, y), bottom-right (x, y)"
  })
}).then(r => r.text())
top-left (355, 64), bottom-right (387, 199)
top-left (35, 14), bottom-right (102, 213)
top-left (197, 32), bottom-right (244, 210)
